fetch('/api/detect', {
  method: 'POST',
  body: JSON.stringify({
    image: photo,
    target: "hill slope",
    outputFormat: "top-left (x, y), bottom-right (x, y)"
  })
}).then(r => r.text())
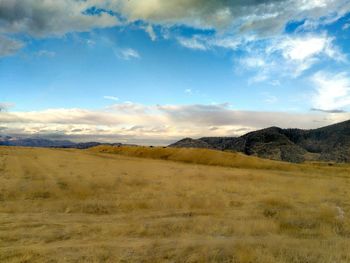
top-left (169, 120), bottom-right (350, 163)
top-left (1, 146), bottom-right (350, 262)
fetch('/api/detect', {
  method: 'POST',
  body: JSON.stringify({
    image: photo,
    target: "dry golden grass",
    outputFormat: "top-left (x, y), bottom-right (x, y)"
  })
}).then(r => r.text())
top-left (0, 146), bottom-right (350, 262)
top-left (91, 145), bottom-right (350, 175)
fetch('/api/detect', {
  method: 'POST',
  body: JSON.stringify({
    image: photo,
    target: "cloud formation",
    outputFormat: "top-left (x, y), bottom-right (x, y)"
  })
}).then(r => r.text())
top-left (1, 0), bottom-right (349, 49)
top-left (35, 50), bottom-right (56, 57)
top-left (115, 48), bottom-right (141, 60)
top-left (0, 0), bottom-right (119, 37)
top-left (268, 34), bottom-right (346, 75)
top-left (0, 36), bottom-right (23, 57)
top-left (110, 0), bottom-right (350, 35)
top-left (1, 0), bottom-right (349, 143)
top-left (0, 102), bottom-right (14, 112)
top-left (1, 102), bottom-right (349, 145)
top-left (237, 33), bottom-right (346, 82)
top-left (103, 96), bottom-right (119, 102)
top-left (311, 71), bottom-right (350, 112)
top-left (0, 0), bottom-right (120, 57)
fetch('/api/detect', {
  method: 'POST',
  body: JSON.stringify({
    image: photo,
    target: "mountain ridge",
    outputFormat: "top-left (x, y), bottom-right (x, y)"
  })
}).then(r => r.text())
top-left (169, 120), bottom-right (350, 163)
top-left (1, 120), bottom-right (349, 163)
top-left (0, 136), bottom-right (124, 149)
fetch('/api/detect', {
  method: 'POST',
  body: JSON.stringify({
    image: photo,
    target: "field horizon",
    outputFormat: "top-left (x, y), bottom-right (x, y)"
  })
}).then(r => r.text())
top-left (1, 146), bottom-right (350, 262)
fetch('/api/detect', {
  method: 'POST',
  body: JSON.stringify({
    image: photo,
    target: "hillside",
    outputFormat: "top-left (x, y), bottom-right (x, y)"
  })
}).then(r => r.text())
top-left (170, 120), bottom-right (350, 163)
top-left (90, 145), bottom-right (297, 171)
top-left (1, 146), bottom-right (350, 262)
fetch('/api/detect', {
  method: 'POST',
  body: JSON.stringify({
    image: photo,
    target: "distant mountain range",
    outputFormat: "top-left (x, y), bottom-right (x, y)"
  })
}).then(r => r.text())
top-left (0, 136), bottom-right (122, 149)
top-left (2, 120), bottom-right (350, 163)
top-left (169, 120), bottom-right (350, 163)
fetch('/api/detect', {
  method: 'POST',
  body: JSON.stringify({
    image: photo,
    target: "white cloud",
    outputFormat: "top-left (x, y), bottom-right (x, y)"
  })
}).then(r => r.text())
top-left (298, 0), bottom-right (328, 11)
top-left (238, 34), bottom-right (346, 82)
top-left (269, 35), bottom-right (345, 62)
top-left (116, 48), bottom-right (140, 60)
top-left (0, 102), bottom-right (15, 112)
top-left (144, 24), bottom-right (157, 41)
top-left (35, 50), bottom-right (56, 57)
top-left (270, 80), bottom-right (281, 86)
top-left (311, 71), bottom-right (350, 111)
top-left (103, 96), bottom-right (119, 102)
top-left (177, 36), bottom-right (208, 51)
top-left (177, 34), bottom-right (245, 51)
top-left (262, 93), bottom-right (278, 104)
top-left (240, 57), bottom-right (266, 68)
top-left (275, 36), bottom-right (328, 60)
top-left (268, 34), bottom-right (345, 76)
top-left (1, 102), bottom-right (349, 144)
top-left (86, 39), bottom-right (96, 47)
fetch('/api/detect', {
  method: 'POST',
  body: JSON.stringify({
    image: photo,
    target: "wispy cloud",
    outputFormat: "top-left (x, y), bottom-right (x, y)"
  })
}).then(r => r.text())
top-left (262, 93), bottom-right (278, 104)
top-left (0, 36), bottom-right (23, 57)
top-left (0, 102), bottom-right (15, 112)
top-left (143, 24), bottom-right (157, 41)
top-left (115, 48), bottom-right (141, 60)
top-left (184, 89), bottom-right (193, 94)
top-left (103, 96), bottom-right (119, 102)
top-left (35, 50), bottom-right (56, 57)
top-left (177, 36), bottom-right (208, 51)
top-left (177, 34), bottom-right (244, 51)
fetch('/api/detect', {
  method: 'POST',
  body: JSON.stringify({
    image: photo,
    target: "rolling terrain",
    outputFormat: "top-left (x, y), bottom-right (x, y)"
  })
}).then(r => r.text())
top-left (170, 120), bottom-right (350, 163)
top-left (2, 120), bottom-right (349, 164)
top-left (1, 146), bottom-right (350, 262)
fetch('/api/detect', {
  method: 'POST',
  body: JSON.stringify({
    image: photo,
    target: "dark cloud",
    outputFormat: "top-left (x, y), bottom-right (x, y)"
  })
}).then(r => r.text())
top-left (0, 36), bottom-right (23, 57)
top-left (310, 108), bottom-right (346, 113)
top-left (0, 0), bottom-right (349, 47)
top-left (0, 0), bottom-right (120, 57)
top-left (112, 0), bottom-right (350, 36)
top-left (0, 0), bottom-right (119, 37)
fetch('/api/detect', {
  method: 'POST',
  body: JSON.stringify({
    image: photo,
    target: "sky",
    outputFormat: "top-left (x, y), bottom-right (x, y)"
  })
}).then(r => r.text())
top-left (0, 0), bottom-right (350, 145)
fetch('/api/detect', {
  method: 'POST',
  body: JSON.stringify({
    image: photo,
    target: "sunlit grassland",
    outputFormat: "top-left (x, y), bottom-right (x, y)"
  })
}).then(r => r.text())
top-left (0, 146), bottom-right (350, 262)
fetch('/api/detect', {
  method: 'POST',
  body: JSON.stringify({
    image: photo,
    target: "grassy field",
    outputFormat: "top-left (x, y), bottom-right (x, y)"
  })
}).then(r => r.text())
top-left (1, 146), bottom-right (350, 262)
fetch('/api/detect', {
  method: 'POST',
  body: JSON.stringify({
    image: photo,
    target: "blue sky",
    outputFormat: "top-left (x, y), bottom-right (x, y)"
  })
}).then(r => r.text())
top-left (1, 0), bottom-right (350, 144)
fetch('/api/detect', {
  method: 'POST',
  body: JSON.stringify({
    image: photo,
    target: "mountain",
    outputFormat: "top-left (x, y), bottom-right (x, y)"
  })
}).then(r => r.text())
top-left (169, 120), bottom-right (350, 163)
top-left (169, 138), bottom-right (214, 149)
top-left (0, 136), bottom-right (122, 149)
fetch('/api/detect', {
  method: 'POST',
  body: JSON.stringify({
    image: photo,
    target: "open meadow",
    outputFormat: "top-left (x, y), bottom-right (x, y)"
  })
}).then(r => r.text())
top-left (1, 146), bottom-right (350, 263)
